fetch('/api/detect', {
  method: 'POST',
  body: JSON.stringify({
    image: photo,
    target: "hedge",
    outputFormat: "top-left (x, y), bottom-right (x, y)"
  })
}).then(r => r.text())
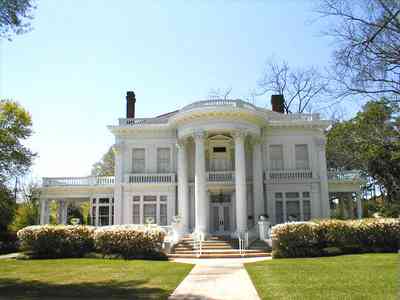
top-left (17, 225), bottom-right (167, 259)
top-left (94, 225), bottom-right (166, 259)
top-left (18, 225), bottom-right (95, 258)
top-left (271, 218), bottom-right (400, 258)
top-left (0, 231), bottom-right (18, 255)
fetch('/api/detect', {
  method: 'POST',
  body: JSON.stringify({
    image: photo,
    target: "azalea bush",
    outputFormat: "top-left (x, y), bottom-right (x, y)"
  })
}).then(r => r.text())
top-left (94, 225), bottom-right (167, 259)
top-left (271, 218), bottom-right (400, 258)
top-left (17, 225), bottom-right (95, 258)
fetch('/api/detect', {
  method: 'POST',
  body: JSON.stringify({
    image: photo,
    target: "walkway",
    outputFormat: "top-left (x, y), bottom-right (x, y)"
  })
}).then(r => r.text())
top-left (169, 257), bottom-right (269, 300)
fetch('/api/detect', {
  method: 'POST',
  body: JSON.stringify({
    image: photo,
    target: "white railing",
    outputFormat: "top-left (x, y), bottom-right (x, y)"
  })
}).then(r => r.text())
top-left (245, 226), bottom-right (259, 248)
top-left (180, 99), bottom-right (258, 113)
top-left (192, 232), bottom-right (204, 258)
top-left (125, 173), bottom-right (176, 184)
top-left (42, 176), bottom-right (115, 187)
top-left (269, 112), bottom-right (320, 121)
top-left (328, 170), bottom-right (364, 182)
top-left (207, 171), bottom-right (235, 183)
top-left (118, 117), bottom-right (169, 126)
top-left (266, 169), bottom-right (313, 181)
top-left (237, 232), bottom-right (245, 257)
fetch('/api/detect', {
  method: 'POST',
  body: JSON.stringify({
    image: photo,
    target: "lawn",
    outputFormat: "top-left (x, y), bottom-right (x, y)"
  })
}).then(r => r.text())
top-left (0, 258), bottom-right (193, 299)
top-left (245, 253), bottom-right (398, 300)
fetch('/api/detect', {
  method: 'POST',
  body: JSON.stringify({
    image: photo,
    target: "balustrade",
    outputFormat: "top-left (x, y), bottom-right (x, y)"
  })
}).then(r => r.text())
top-left (266, 169), bottom-right (313, 181)
top-left (207, 171), bottom-right (235, 183)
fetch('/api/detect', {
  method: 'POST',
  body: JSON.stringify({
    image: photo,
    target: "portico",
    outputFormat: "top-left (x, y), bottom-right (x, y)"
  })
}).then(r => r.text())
top-left (176, 127), bottom-right (263, 237)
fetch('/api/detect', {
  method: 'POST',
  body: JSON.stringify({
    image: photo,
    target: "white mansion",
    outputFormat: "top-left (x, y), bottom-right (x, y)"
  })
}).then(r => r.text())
top-left (40, 92), bottom-right (364, 236)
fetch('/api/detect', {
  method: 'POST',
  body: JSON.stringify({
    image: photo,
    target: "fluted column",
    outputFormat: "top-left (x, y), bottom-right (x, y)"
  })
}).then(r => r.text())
top-left (177, 139), bottom-right (189, 232)
top-left (114, 141), bottom-right (124, 224)
top-left (252, 137), bottom-right (264, 222)
top-left (194, 131), bottom-right (207, 235)
top-left (234, 130), bottom-right (247, 233)
top-left (58, 200), bottom-right (68, 224)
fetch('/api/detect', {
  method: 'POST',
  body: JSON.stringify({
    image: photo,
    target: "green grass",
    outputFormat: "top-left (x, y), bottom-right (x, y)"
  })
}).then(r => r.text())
top-left (0, 258), bottom-right (193, 299)
top-left (245, 253), bottom-right (399, 300)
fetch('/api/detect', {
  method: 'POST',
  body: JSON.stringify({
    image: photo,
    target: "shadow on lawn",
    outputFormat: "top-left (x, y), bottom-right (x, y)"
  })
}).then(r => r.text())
top-left (0, 278), bottom-right (171, 300)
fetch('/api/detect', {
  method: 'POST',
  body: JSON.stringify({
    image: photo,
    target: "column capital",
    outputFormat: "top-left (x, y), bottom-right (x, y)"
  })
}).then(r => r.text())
top-left (192, 130), bottom-right (206, 142)
top-left (176, 137), bottom-right (189, 149)
top-left (232, 129), bottom-right (247, 141)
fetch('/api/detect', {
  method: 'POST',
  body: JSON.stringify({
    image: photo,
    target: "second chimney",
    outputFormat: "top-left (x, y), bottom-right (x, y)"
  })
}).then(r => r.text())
top-left (271, 95), bottom-right (285, 113)
top-left (126, 91), bottom-right (136, 118)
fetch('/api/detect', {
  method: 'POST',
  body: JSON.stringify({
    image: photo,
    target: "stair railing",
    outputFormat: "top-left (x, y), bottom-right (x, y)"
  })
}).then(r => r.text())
top-left (192, 232), bottom-right (203, 258)
top-left (237, 231), bottom-right (245, 257)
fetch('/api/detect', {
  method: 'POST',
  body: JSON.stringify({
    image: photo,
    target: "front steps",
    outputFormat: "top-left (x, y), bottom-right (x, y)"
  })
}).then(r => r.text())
top-left (168, 235), bottom-right (271, 259)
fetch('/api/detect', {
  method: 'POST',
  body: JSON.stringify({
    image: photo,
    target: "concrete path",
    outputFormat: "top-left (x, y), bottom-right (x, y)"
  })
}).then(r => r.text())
top-left (169, 257), bottom-right (270, 300)
top-left (0, 252), bottom-right (19, 259)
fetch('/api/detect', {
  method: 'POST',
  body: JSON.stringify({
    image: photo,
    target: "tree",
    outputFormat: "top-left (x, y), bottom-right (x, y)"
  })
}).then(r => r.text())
top-left (257, 59), bottom-right (331, 113)
top-left (326, 99), bottom-right (400, 214)
top-left (0, 183), bottom-right (15, 231)
top-left (10, 182), bottom-right (40, 231)
top-left (91, 146), bottom-right (115, 176)
top-left (0, 100), bottom-right (36, 184)
top-left (317, 0), bottom-right (400, 104)
top-left (0, 0), bottom-right (36, 40)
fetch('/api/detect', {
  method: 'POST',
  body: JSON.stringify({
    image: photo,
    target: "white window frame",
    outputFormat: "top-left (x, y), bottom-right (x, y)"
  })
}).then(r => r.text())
top-left (131, 195), bottom-right (169, 225)
top-left (269, 144), bottom-right (284, 170)
top-left (273, 191), bottom-right (311, 223)
top-left (132, 148), bottom-right (146, 173)
top-left (157, 147), bottom-right (171, 173)
top-left (295, 144), bottom-right (309, 169)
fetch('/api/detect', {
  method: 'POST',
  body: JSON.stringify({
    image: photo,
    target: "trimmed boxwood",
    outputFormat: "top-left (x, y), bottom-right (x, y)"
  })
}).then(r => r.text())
top-left (17, 225), bottom-right (95, 258)
top-left (272, 218), bottom-right (400, 258)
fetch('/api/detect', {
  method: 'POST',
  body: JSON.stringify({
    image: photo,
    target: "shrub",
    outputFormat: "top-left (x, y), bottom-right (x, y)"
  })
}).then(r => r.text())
top-left (0, 231), bottom-right (18, 254)
top-left (17, 225), bottom-right (94, 258)
top-left (272, 218), bottom-right (400, 258)
top-left (94, 225), bottom-right (167, 259)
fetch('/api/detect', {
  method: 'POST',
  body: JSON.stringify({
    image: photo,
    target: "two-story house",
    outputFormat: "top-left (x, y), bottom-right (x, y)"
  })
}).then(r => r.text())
top-left (40, 92), bottom-right (364, 236)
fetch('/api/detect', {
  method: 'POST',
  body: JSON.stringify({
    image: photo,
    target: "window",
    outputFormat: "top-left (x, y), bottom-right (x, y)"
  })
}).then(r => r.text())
top-left (132, 148), bottom-right (145, 173)
top-left (99, 206), bottom-right (110, 226)
top-left (160, 203), bottom-right (167, 225)
top-left (213, 147), bottom-right (226, 153)
top-left (295, 144), bottom-right (309, 169)
top-left (143, 203), bottom-right (157, 224)
top-left (143, 195), bottom-right (157, 202)
top-left (303, 192), bottom-right (310, 198)
top-left (270, 145), bottom-right (283, 170)
top-left (303, 200), bottom-right (311, 221)
top-left (132, 203), bottom-right (140, 224)
top-left (286, 192), bottom-right (300, 199)
top-left (157, 148), bottom-right (171, 173)
top-left (276, 201), bottom-right (283, 223)
top-left (286, 201), bottom-right (300, 221)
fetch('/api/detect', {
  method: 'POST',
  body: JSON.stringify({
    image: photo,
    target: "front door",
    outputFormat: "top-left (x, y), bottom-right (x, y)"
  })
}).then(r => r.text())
top-left (210, 201), bottom-right (231, 235)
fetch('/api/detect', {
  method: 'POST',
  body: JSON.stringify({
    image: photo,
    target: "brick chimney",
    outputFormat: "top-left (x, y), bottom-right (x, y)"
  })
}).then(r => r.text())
top-left (271, 95), bottom-right (285, 113)
top-left (126, 91), bottom-right (136, 118)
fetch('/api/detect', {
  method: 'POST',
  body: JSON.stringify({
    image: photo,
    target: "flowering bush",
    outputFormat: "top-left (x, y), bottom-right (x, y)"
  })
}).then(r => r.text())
top-left (17, 225), bottom-right (95, 258)
top-left (272, 218), bottom-right (400, 258)
top-left (94, 225), bottom-right (166, 259)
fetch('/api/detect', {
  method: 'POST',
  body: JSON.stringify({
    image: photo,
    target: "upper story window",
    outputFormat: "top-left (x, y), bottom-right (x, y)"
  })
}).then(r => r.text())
top-left (157, 148), bottom-right (171, 173)
top-left (295, 144), bottom-right (309, 169)
top-left (270, 145), bottom-right (284, 170)
top-left (132, 148), bottom-right (145, 173)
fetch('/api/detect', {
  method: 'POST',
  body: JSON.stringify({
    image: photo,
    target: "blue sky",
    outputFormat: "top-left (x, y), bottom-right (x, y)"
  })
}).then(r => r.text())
top-left (1, 1), bottom-right (354, 180)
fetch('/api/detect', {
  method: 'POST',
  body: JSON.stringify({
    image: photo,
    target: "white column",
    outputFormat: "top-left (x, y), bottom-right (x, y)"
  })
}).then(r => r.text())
top-left (177, 140), bottom-right (189, 232)
top-left (58, 200), bottom-right (68, 224)
top-left (40, 199), bottom-right (50, 225)
top-left (315, 137), bottom-right (330, 218)
top-left (356, 192), bottom-right (363, 219)
top-left (114, 141), bottom-right (124, 224)
top-left (194, 131), bottom-right (207, 235)
top-left (252, 137), bottom-right (264, 222)
top-left (234, 130), bottom-right (247, 233)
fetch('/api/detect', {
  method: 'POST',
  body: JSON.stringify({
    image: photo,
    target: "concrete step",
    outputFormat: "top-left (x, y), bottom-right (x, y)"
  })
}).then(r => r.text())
top-left (168, 252), bottom-right (271, 259)
top-left (173, 249), bottom-right (267, 254)
top-left (174, 245), bottom-right (233, 251)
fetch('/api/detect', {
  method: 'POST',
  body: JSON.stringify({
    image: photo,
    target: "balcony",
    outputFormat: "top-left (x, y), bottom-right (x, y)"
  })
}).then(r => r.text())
top-left (125, 173), bottom-right (176, 184)
top-left (42, 176), bottom-right (115, 187)
top-left (207, 171), bottom-right (235, 184)
top-left (266, 169), bottom-right (313, 181)
top-left (328, 170), bottom-right (365, 182)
